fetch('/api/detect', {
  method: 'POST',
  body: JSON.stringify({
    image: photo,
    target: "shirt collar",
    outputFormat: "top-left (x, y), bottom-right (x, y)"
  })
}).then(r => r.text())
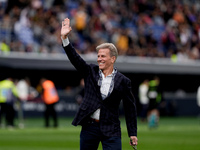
top-left (99, 68), bottom-right (117, 77)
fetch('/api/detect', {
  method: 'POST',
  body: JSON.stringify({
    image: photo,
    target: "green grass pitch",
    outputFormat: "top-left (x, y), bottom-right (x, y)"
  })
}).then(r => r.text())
top-left (0, 117), bottom-right (200, 150)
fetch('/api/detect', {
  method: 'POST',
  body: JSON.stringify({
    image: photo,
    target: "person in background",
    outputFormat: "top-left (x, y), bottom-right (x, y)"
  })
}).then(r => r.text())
top-left (0, 40), bottom-right (10, 54)
top-left (0, 77), bottom-right (18, 128)
top-left (16, 77), bottom-right (30, 128)
top-left (40, 78), bottom-right (59, 128)
top-left (61, 18), bottom-right (138, 150)
top-left (197, 86), bottom-right (200, 107)
top-left (139, 79), bottom-right (149, 122)
top-left (197, 85), bottom-right (200, 121)
top-left (16, 77), bottom-right (38, 128)
top-left (147, 76), bottom-right (162, 128)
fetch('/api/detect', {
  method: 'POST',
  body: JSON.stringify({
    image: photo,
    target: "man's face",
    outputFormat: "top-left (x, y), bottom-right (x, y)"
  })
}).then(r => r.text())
top-left (97, 48), bottom-right (115, 71)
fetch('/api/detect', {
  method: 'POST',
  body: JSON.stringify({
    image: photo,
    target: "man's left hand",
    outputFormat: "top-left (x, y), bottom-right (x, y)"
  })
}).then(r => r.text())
top-left (130, 136), bottom-right (138, 146)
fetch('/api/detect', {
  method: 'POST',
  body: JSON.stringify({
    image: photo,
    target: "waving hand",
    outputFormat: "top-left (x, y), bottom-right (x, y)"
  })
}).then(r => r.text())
top-left (61, 18), bottom-right (72, 39)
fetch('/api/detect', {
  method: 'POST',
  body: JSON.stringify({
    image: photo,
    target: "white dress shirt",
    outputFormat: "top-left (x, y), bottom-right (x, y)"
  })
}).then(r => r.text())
top-left (90, 71), bottom-right (114, 120)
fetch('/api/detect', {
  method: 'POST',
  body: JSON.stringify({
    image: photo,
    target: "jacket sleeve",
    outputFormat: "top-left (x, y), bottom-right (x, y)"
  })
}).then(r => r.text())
top-left (122, 78), bottom-right (137, 137)
top-left (63, 43), bottom-right (90, 76)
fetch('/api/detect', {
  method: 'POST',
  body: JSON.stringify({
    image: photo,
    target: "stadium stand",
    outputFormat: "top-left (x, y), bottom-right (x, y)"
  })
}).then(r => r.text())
top-left (0, 0), bottom-right (199, 60)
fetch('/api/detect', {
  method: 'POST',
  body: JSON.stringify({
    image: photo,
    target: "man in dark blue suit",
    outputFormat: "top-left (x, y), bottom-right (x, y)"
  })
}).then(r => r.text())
top-left (61, 18), bottom-right (138, 150)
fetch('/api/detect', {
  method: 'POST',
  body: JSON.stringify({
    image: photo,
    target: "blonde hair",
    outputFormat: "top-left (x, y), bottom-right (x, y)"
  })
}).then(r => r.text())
top-left (96, 43), bottom-right (118, 60)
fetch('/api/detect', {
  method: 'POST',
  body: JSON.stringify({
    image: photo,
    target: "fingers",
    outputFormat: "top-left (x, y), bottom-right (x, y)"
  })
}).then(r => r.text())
top-left (61, 18), bottom-right (72, 38)
top-left (62, 18), bottom-right (70, 27)
top-left (65, 18), bottom-right (70, 26)
top-left (132, 139), bottom-right (138, 145)
top-left (62, 21), bottom-right (65, 26)
top-left (130, 136), bottom-right (138, 146)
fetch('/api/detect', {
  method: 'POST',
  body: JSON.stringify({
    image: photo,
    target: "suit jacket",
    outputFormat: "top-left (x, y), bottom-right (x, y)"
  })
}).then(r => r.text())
top-left (63, 43), bottom-right (137, 137)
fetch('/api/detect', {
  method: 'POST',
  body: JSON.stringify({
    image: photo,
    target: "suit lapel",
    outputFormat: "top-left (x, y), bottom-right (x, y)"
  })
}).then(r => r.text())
top-left (94, 72), bottom-right (102, 99)
top-left (113, 72), bottom-right (122, 90)
top-left (106, 72), bottom-right (123, 98)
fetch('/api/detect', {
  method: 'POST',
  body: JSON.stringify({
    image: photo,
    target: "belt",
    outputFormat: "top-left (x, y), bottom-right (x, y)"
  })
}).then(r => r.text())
top-left (91, 118), bottom-right (100, 123)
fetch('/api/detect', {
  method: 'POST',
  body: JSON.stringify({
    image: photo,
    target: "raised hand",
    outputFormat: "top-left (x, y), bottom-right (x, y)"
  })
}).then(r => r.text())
top-left (61, 18), bottom-right (72, 39)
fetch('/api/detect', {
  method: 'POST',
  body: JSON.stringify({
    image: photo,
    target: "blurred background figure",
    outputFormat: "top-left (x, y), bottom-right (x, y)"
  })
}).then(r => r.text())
top-left (0, 77), bottom-right (18, 128)
top-left (0, 40), bottom-right (10, 54)
top-left (197, 85), bottom-right (200, 115)
top-left (39, 78), bottom-right (59, 128)
top-left (139, 79), bottom-right (149, 122)
top-left (147, 76), bottom-right (162, 128)
top-left (16, 77), bottom-right (29, 128)
top-left (16, 77), bottom-right (38, 128)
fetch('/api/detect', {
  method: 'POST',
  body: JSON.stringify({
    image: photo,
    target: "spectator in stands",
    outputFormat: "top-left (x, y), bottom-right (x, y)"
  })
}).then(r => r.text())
top-left (0, 40), bottom-right (10, 54)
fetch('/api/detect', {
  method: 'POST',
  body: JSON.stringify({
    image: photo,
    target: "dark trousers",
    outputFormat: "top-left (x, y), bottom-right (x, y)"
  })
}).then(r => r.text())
top-left (80, 121), bottom-right (122, 150)
top-left (0, 103), bottom-right (15, 127)
top-left (6, 104), bottom-right (15, 126)
top-left (0, 103), bottom-right (6, 125)
top-left (44, 103), bottom-right (58, 127)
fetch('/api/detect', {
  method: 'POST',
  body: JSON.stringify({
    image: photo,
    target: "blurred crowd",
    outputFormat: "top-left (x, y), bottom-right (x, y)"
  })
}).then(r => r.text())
top-left (0, 0), bottom-right (200, 61)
